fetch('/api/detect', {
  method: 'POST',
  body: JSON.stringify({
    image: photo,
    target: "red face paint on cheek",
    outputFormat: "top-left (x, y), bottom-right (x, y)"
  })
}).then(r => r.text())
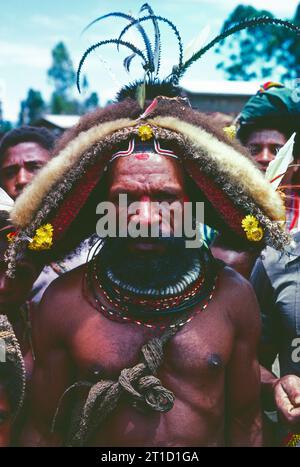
top-left (134, 153), bottom-right (150, 161)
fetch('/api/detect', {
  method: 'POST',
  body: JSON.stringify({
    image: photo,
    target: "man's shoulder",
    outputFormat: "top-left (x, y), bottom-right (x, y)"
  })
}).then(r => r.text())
top-left (218, 266), bottom-right (260, 332)
top-left (218, 264), bottom-right (253, 292)
top-left (34, 263), bottom-right (87, 330)
top-left (43, 263), bottom-right (86, 297)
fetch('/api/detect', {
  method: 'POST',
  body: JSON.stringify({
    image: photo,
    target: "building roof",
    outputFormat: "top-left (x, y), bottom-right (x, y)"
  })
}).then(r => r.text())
top-left (182, 79), bottom-right (261, 96)
top-left (39, 114), bottom-right (80, 129)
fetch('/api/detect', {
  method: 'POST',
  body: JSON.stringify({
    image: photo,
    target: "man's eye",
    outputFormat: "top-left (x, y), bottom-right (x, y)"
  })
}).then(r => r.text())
top-left (28, 163), bottom-right (42, 173)
top-left (274, 145), bottom-right (283, 155)
top-left (2, 168), bottom-right (17, 179)
top-left (248, 146), bottom-right (260, 156)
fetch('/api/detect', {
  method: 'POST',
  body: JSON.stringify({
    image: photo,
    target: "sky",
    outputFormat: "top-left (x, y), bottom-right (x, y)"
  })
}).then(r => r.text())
top-left (0, 0), bottom-right (299, 122)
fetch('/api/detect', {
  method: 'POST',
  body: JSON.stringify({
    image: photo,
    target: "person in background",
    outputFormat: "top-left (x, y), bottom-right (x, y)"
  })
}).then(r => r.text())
top-left (0, 126), bottom-right (55, 200)
top-left (237, 82), bottom-right (300, 232)
top-left (234, 83), bottom-right (300, 446)
top-left (251, 233), bottom-right (300, 447)
top-left (212, 82), bottom-right (300, 277)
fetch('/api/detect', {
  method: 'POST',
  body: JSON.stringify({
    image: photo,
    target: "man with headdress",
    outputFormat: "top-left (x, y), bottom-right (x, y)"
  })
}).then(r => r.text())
top-left (7, 7), bottom-right (297, 447)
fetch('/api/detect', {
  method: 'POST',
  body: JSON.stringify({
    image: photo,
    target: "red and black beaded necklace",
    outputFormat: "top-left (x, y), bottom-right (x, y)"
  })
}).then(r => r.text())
top-left (83, 243), bottom-right (220, 330)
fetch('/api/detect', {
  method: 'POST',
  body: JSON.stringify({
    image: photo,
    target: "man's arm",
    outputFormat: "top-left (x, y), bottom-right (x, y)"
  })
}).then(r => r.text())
top-left (251, 256), bottom-right (300, 426)
top-left (250, 257), bottom-right (280, 408)
top-left (20, 280), bottom-right (73, 447)
top-left (226, 274), bottom-right (262, 447)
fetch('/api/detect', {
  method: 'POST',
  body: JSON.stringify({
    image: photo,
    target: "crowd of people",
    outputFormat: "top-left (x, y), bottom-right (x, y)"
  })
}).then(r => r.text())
top-left (0, 8), bottom-right (300, 448)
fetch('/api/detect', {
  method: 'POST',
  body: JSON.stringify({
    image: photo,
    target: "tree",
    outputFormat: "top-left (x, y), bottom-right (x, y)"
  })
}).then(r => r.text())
top-left (215, 3), bottom-right (300, 81)
top-left (48, 42), bottom-right (79, 115)
top-left (83, 92), bottom-right (99, 112)
top-left (0, 120), bottom-right (12, 135)
top-left (48, 42), bottom-right (76, 96)
top-left (18, 89), bottom-right (46, 125)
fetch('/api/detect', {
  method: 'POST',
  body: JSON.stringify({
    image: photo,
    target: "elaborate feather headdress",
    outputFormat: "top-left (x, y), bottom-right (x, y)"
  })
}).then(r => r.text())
top-left (7, 3), bottom-right (300, 275)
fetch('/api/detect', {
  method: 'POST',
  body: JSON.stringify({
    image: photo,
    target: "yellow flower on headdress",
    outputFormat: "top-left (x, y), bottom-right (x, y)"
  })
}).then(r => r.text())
top-left (245, 227), bottom-right (264, 242)
top-left (223, 125), bottom-right (237, 139)
top-left (241, 215), bottom-right (264, 242)
top-left (241, 215), bottom-right (259, 232)
top-left (286, 433), bottom-right (300, 447)
top-left (138, 125), bottom-right (153, 141)
top-left (28, 223), bottom-right (53, 251)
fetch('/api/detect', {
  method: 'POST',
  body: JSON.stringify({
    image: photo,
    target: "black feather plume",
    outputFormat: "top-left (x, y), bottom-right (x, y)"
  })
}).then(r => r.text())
top-left (118, 15), bottom-right (183, 77)
top-left (77, 39), bottom-right (147, 93)
top-left (140, 4), bottom-right (161, 75)
top-left (115, 79), bottom-right (183, 102)
top-left (78, 7), bottom-right (300, 100)
top-left (123, 53), bottom-right (137, 73)
top-left (179, 16), bottom-right (300, 79)
top-left (82, 11), bottom-right (155, 74)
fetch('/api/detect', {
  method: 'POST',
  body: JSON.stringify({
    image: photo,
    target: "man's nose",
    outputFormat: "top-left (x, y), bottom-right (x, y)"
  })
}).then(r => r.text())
top-left (255, 147), bottom-right (275, 164)
top-left (15, 168), bottom-right (31, 189)
top-left (137, 195), bottom-right (155, 225)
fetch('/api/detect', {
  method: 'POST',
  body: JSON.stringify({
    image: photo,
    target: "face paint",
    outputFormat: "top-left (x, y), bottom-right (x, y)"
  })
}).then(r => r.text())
top-left (134, 153), bottom-right (150, 161)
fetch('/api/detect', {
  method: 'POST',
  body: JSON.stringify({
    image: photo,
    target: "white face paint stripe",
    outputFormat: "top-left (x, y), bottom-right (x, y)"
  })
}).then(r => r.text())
top-left (109, 139), bottom-right (135, 163)
top-left (154, 139), bottom-right (178, 157)
top-left (109, 138), bottom-right (179, 164)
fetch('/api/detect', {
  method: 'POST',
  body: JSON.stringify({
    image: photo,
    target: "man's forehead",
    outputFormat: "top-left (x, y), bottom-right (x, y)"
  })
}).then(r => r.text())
top-left (2, 142), bottom-right (49, 166)
top-left (247, 128), bottom-right (287, 144)
top-left (110, 152), bottom-right (182, 175)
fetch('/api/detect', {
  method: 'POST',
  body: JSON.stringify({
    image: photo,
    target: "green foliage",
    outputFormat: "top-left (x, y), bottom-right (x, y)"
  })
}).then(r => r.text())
top-left (16, 42), bottom-right (100, 123)
top-left (18, 89), bottom-right (46, 125)
top-left (84, 92), bottom-right (99, 112)
top-left (215, 3), bottom-right (300, 81)
top-left (0, 120), bottom-right (12, 134)
top-left (48, 42), bottom-right (76, 95)
top-left (47, 43), bottom-right (99, 115)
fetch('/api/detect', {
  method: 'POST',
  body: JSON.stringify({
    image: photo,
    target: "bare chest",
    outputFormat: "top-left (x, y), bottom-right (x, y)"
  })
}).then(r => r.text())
top-left (67, 298), bottom-right (234, 385)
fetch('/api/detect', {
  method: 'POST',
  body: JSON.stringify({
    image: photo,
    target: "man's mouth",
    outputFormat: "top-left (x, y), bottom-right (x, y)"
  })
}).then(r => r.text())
top-left (127, 238), bottom-right (168, 253)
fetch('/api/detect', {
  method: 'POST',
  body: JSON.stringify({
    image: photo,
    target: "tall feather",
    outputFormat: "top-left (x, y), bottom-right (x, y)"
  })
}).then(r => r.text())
top-left (140, 3), bottom-right (161, 76)
top-left (82, 11), bottom-right (154, 73)
top-left (77, 39), bottom-right (147, 93)
top-left (82, 12), bottom-right (135, 34)
top-left (178, 17), bottom-right (300, 79)
top-left (265, 133), bottom-right (296, 190)
top-left (118, 15), bottom-right (183, 79)
top-left (123, 53), bottom-right (136, 73)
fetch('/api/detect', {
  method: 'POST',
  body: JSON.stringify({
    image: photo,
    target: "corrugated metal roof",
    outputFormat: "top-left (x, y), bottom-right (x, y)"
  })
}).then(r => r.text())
top-left (182, 79), bottom-right (261, 96)
top-left (42, 114), bottom-right (80, 129)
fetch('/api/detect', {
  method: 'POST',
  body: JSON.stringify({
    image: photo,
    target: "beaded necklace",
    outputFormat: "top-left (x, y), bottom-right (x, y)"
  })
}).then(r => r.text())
top-left (83, 245), bottom-right (219, 330)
